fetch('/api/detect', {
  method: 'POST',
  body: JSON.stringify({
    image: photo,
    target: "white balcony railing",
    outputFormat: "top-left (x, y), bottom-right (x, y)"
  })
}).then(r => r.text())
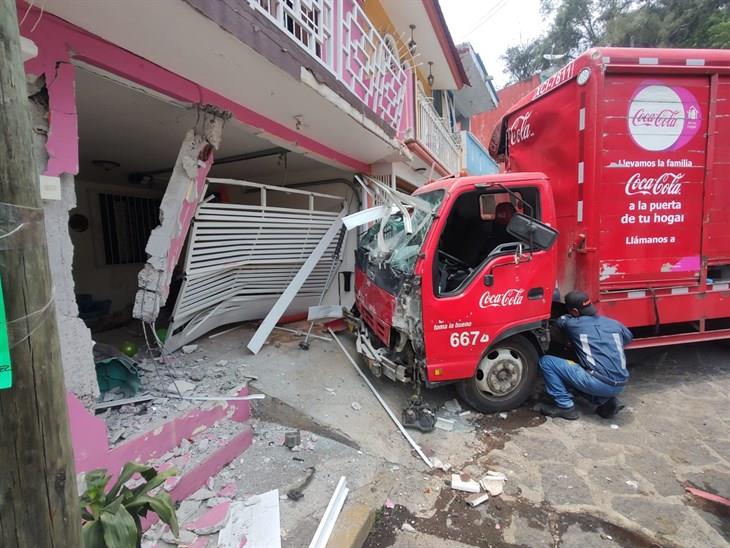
top-left (253, 0), bottom-right (335, 71)
top-left (251, 0), bottom-right (407, 132)
top-left (416, 86), bottom-right (461, 175)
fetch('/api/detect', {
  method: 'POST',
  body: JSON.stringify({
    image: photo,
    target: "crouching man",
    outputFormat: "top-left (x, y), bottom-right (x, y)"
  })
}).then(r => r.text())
top-left (537, 290), bottom-right (633, 420)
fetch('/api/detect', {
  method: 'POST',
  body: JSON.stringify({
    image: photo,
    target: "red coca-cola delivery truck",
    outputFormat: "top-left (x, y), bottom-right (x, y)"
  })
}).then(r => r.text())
top-left (351, 47), bottom-right (730, 414)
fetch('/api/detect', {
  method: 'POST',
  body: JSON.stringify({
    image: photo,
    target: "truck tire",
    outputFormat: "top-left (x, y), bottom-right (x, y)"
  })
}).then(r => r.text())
top-left (456, 334), bottom-right (539, 413)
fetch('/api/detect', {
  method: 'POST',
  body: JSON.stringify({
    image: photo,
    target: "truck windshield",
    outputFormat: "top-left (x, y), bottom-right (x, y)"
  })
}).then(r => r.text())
top-left (359, 189), bottom-right (444, 274)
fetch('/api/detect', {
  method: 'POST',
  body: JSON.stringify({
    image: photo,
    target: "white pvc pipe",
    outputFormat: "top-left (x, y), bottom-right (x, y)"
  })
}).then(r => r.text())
top-left (329, 329), bottom-right (433, 468)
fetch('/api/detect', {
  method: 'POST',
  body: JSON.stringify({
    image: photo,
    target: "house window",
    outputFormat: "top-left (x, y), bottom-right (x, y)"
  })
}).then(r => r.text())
top-left (98, 193), bottom-right (160, 265)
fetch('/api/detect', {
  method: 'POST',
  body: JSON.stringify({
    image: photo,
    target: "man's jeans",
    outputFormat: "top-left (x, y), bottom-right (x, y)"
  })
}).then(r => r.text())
top-left (539, 355), bottom-right (623, 409)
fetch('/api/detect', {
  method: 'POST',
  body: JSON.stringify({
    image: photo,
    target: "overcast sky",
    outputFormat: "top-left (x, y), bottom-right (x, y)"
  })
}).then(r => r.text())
top-left (440, 0), bottom-right (546, 89)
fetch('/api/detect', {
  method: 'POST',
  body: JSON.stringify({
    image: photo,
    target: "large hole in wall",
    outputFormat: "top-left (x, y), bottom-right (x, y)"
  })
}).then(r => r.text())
top-left (71, 67), bottom-right (356, 349)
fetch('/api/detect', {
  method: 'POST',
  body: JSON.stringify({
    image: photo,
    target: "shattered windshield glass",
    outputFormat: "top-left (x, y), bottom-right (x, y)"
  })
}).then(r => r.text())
top-left (360, 189), bottom-right (444, 274)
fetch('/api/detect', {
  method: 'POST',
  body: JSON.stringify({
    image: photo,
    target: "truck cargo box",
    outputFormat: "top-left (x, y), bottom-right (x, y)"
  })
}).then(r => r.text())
top-left (493, 48), bottom-right (730, 346)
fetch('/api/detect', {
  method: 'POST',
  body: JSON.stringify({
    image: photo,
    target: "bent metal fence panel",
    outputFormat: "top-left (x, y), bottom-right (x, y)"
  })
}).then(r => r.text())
top-left (164, 179), bottom-right (346, 352)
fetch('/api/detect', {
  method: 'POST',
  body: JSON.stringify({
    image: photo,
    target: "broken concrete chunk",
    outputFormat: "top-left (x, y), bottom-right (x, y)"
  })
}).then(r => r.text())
top-left (173, 437), bottom-right (192, 457)
top-left (184, 500), bottom-right (231, 535)
top-left (435, 417), bottom-right (456, 432)
top-left (181, 345), bottom-right (198, 354)
top-left (401, 523), bottom-right (417, 533)
top-left (216, 359), bottom-right (229, 367)
top-left (167, 380), bottom-right (196, 395)
top-left (451, 474), bottom-right (480, 493)
top-left (188, 488), bottom-right (216, 501)
top-left (219, 482), bottom-right (238, 498)
top-left (161, 527), bottom-right (197, 545)
top-left (498, 412), bottom-right (508, 420)
top-left (480, 477), bottom-right (505, 497)
top-left (177, 499), bottom-right (204, 523)
top-left (466, 492), bottom-right (490, 507)
top-left (206, 496), bottom-right (230, 508)
top-left (431, 458), bottom-right (452, 472)
top-left (444, 399), bottom-right (462, 413)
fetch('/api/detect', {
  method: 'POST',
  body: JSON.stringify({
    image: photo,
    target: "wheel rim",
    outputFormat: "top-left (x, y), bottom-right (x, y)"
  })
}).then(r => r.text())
top-left (475, 346), bottom-right (525, 397)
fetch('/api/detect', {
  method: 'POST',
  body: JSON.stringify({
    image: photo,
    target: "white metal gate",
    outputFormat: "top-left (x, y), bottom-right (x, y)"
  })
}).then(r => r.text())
top-left (164, 179), bottom-right (346, 351)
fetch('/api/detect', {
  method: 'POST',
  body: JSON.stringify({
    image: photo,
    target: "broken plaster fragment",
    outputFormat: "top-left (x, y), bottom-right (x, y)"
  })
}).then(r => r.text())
top-left (161, 527), bottom-right (197, 545)
top-left (480, 477), bottom-right (505, 497)
top-left (444, 399), bottom-right (462, 414)
top-left (451, 474), bottom-right (480, 493)
top-left (206, 496), bottom-right (230, 508)
top-left (182, 345), bottom-right (198, 354)
top-left (219, 482), bottom-right (238, 498)
top-left (189, 488), bottom-right (216, 501)
top-left (466, 492), bottom-right (490, 507)
top-left (435, 417), bottom-right (455, 432)
top-left (401, 523), bottom-right (417, 533)
top-left (184, 500), bottom-right (231, 535)
top-left (431, 458), bottom-right (452, 472)
top-left (168, 380), bottom-right (196, 395)
top-left (351, 401), bottom-right (362, 411)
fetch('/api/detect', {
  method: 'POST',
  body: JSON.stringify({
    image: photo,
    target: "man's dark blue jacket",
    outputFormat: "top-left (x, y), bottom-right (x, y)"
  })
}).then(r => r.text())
top-left (557, 314), bottom-right (633, 386)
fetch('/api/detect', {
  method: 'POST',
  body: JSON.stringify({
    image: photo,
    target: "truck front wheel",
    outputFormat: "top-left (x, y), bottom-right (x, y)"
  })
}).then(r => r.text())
top-left (456, 334), bottom-right (539, 413)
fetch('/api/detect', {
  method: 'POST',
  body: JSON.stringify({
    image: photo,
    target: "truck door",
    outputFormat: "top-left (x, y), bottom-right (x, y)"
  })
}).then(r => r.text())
top-left (418, 181), bottom-right (557, 383)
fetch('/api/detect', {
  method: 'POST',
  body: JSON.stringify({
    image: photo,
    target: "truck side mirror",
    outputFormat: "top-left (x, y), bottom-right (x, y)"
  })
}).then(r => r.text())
top-left (483, 274), bottom-right (494, 286)
top-left (506, 213), bottom-right (558, 251)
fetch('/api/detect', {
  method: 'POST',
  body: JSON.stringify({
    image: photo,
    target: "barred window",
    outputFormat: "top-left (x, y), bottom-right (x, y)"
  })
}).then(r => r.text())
top-left (98, 193), bottom-right (160, 265)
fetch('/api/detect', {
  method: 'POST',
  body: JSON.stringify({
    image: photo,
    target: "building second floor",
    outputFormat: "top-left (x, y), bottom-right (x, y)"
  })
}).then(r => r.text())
top-left (18, 0), bottom-right (499, 187)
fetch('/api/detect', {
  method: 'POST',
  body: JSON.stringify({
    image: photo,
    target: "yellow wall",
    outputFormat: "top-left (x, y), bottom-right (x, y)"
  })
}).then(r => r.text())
top-left (362, 0), bottom-right (432, 94)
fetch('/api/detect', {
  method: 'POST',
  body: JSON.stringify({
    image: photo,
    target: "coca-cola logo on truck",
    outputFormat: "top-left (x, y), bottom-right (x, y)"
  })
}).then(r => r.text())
top-left (507, 112), bottom-right (533, 145)
top-left (479, 289), bottom-right (525, 308)
top-left (625, 172), bottom-right (684, 196)
top-left (627, 83), bottom-right (701, 151)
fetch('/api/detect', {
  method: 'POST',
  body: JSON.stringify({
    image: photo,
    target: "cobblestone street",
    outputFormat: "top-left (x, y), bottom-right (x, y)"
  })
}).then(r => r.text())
top-left (173, 326), bottom-right (730, 547)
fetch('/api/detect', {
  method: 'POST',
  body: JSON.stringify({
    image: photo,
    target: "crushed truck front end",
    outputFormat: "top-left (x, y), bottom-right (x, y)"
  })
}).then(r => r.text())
top-left (350, 174), bottom-right (560, 414)
top-left (350, 189), bottom-right (445, 385)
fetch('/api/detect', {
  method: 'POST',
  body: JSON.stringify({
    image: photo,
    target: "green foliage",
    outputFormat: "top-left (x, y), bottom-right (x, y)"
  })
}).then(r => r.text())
top-left (79, 462), bottom-right (179, 548)
top-left (502, 0), bottom-right (730, 82)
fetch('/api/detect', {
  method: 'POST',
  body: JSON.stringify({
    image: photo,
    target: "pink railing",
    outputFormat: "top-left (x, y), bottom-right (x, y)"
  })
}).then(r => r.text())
top-left (251, 0), bottom-right (408, 133)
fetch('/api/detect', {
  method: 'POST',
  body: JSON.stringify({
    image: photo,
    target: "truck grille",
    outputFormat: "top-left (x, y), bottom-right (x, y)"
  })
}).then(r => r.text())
top-left (360, 306), bottom-right (390, 346)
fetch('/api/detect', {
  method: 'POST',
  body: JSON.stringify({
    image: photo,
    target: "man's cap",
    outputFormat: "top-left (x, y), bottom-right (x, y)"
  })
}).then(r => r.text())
top-left (564, 290), bottom-right (597, 316)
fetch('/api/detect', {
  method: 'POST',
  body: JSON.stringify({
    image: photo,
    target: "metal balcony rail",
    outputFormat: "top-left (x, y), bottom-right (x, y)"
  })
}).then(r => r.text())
top-left (252, 0), bottom-right (407, 132)
top-left (416, 87), bottom-right (461, 174)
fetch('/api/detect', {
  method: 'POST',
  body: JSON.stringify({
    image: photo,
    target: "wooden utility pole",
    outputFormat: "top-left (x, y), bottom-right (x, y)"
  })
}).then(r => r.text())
top-left (0, 2), bottom-right (83, 547)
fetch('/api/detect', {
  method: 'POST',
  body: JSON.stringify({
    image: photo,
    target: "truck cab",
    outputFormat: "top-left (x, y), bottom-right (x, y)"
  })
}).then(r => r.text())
top-left (353, 173), bottom-right (559, 412)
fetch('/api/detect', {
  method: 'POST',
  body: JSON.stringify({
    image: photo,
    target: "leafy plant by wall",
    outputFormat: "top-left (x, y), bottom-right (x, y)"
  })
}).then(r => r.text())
top-left (79, 462), bottom-right (179, 548)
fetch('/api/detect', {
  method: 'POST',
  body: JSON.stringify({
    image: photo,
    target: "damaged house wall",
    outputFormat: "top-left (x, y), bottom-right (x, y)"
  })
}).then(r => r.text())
top-left (70, 180), bottom-right (165, 324)
top-left (134, 107), bottom-right (229, 323)
top-left (27, 74), bottom-right (99, 407)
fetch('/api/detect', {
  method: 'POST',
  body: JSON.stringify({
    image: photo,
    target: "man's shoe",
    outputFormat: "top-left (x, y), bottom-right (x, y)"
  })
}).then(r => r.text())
top-left (596, 397), bottom-right (624, 419)
top-left (536, 403), bottom-right (579, 420)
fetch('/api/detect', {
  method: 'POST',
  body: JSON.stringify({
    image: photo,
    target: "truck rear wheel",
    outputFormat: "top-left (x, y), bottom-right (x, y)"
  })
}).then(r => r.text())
top-left (456, 334), bottom-right (538, 413)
